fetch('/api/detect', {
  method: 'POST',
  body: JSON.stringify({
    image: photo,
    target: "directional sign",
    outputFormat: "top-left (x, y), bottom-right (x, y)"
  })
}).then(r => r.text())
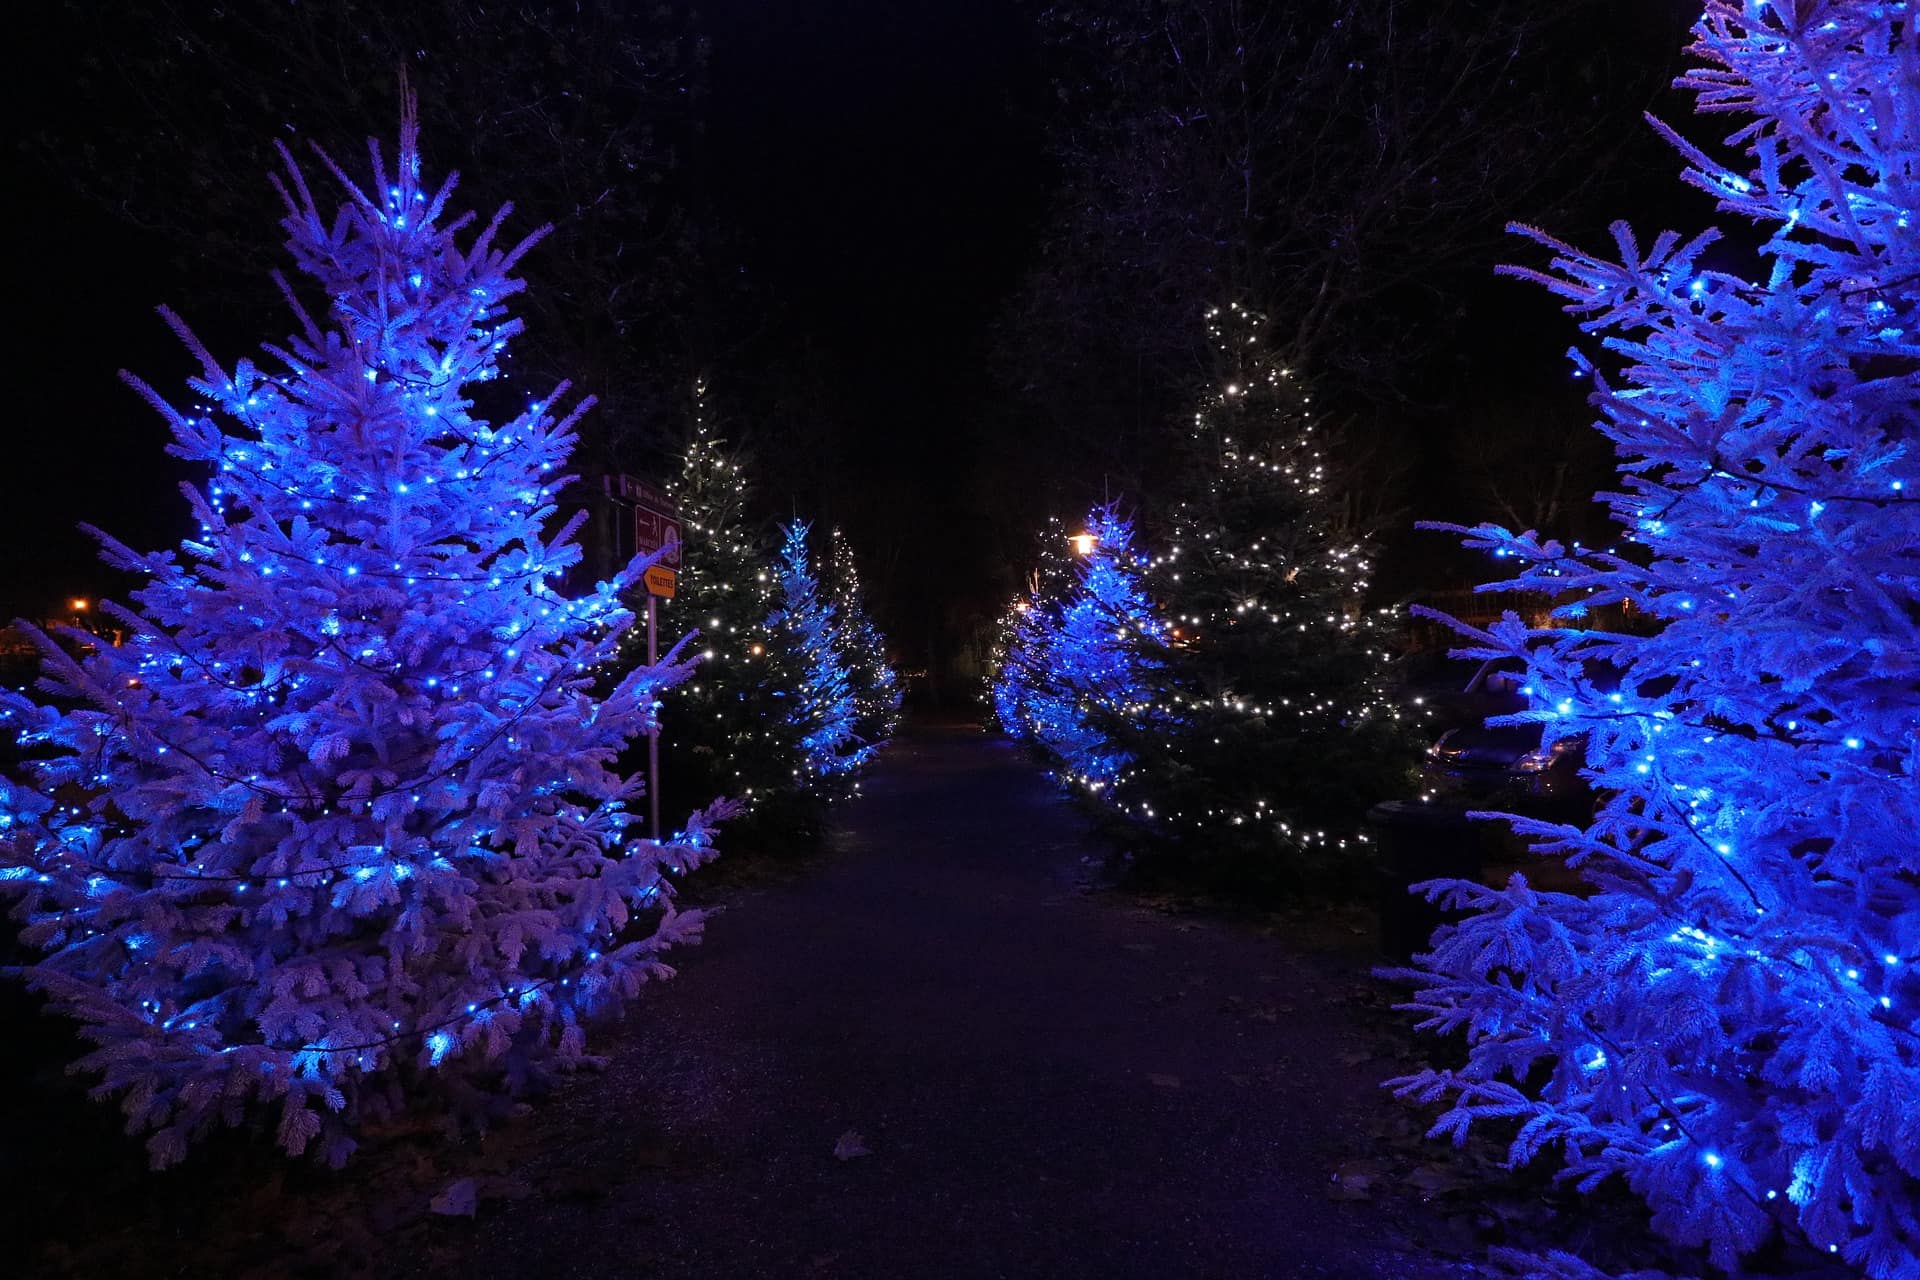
top-left (601, 473), bottom-right (683, 842)
top-left (642, 565), bottom-right (677, 599)
top-left (603, 474), bottom-right (682, 569)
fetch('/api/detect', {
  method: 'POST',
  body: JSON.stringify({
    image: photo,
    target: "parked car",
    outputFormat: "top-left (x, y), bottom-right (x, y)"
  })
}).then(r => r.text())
top-left (1421, 658), bottom-right (1594, 821)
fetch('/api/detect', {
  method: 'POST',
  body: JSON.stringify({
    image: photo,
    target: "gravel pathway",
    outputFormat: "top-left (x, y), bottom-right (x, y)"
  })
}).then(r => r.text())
top-left (439, 723), bottom-right (1485, 1280)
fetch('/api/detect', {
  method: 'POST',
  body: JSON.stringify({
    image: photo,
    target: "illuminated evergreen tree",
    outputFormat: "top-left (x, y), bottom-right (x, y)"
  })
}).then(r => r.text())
top-left (823, 526), bottom-right (902, 752)
top-left (1113, 305), bottom-right (1418, 888)
top-left (987, 517), bottom-right (1078, 739)
top-left (653, 385), bottom-right (811, 832)
top-left (987, 598), bottom-right (1042, 741)
top-left (770, 522), bottom-right (868, 789)
top-left (985, 598), bottom-right (1032, 735)
top-left (1394, 6), bottom-right (1920, 1276)
top-left (1000, 505), bottom-right (1167, 792)
top-left (0, 104), bottom-right (726, 1167)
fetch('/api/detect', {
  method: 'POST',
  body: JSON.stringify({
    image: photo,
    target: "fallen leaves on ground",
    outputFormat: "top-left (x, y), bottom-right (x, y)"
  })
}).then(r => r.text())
top-left (430, 1174), bottom-right (534, 1218)
top-left (1329, 1158), bottom-right (1391, 1201)
top-left (430, 1178), bottom-right (479, 1218)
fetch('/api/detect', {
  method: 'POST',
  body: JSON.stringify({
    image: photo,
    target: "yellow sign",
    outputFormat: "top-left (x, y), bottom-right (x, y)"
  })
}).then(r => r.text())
top-left (643, 565), bottom-right (677, 599)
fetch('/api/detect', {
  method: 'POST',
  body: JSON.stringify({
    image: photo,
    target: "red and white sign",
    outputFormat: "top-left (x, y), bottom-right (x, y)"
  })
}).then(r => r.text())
top-left (603, 474), bottom-right (682, 571)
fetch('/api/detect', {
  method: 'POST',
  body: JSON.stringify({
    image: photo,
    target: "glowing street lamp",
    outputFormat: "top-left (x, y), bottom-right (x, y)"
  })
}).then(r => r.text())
top-left (1070, 532), bottom-right (1097, 557)
top-left (70, 598), bottom-right (89, 613)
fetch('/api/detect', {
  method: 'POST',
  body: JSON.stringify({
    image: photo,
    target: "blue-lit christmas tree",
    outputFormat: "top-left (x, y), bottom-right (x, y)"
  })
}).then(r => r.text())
top-left (1000, 504), bottom-right (1166, 793)
top-left (987, 601), bottom-right (1040, 740)
top-left (987, 599), bottom-right (1041, 741)
top-left (1395, 5), bottom-right (1919, 1276)
top-left (824, 526), bottom-right (901, 752)
top-left (988, 516), bottom-right (1078, 741)
top-left (770, 521), bottom-right (868, 790)
top-left (0, 101), bottom-right (725, 1167)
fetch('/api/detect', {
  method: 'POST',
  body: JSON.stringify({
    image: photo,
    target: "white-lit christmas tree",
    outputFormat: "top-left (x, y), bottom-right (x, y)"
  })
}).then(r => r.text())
top-left (769, 521), bottom-right (868, 790)
top-left (1395, 4), bottom-right (1919, 1275)
top-left (1113, 304), bottom-right (1416, 888)
top-left (653, 384), bottom-right (811, 830)
top-left (823, 526), bottom-right (901, 752)
top-left (0, 101), bottom-right (724, 1167)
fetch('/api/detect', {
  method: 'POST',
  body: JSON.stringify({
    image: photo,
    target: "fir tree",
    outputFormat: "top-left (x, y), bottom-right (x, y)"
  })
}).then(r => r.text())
top-left (0, 103), bottom-right (725, 1167)
top-left (988, 516), bottom-right (1081, 742)
top-left (1394, 6), bottom-right (1920, 1275)
top-left (769, 522), bottom-right (868, 790)
top-left (1116, 305), bottom-right (1418, 888)
top-left (1000, 504), bottom-right (1167, 792)
top-left (823, 526), bottom-right (902, 752)
top-left (653, 385), bottom-right (812, 835)
top-left (987, 599), bottom-right (1042, 742)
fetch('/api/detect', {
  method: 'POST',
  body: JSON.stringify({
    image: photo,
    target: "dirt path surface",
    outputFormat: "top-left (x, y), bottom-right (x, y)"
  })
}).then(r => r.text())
top-left (430, 723), bottom-right (1482, 1280)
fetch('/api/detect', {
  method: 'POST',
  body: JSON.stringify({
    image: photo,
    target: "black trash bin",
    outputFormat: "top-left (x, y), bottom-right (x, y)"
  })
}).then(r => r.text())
top-left (1369, 799), bottom-right (1484, 962)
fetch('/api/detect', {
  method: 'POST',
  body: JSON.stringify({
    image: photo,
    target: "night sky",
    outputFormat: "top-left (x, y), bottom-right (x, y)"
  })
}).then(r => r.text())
top-left (700, 0), bottom-right (1050, 665)
top-left (4, 1), bottom-right (1051, 652)
top-left (4, 1), bottom-right (1699, 673)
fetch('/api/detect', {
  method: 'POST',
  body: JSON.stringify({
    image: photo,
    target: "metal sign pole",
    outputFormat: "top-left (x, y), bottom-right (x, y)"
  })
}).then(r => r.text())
top-left (648, 593), bottom-right (661, 843)
top-left (605, 470), bottom-right (678, 843)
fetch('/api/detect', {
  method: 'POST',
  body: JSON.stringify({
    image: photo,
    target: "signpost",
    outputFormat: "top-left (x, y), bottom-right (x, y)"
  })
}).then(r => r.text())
top-left (642, 564), bottom-right (677, 599)
top-left (603, 475), bottom-right (682, 841)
